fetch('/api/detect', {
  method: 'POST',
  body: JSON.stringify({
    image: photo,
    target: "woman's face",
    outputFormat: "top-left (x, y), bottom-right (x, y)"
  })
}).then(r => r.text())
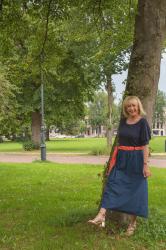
top-left (126, 99), bottom-right (139, 118)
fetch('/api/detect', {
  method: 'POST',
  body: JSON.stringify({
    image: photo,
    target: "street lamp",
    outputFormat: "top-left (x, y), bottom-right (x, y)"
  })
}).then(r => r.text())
top-left (40, 53), bottom-right (46, 161)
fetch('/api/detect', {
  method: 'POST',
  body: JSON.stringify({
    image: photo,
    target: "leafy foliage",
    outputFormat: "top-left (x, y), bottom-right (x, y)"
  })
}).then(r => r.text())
top-left (153, 90), bottom-right (166, 123)
top-left (22, 140), bottom-right (37, 151)
top-left (0, 0), bottom-right (136, 138)
top-left (88, 91), bottom-right (121, 129)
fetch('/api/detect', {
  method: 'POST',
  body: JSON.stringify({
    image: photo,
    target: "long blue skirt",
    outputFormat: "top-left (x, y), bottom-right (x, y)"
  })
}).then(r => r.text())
top-left (101, 149), bottom-right (148, 218)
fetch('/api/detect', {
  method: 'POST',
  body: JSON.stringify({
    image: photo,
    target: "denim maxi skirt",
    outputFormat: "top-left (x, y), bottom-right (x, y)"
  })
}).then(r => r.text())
top-left (101, 149), bottom-right (148, 218)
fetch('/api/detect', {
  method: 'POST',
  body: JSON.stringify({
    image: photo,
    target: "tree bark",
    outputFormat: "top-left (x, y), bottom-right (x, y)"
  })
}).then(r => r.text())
top-left (125, 0), bottom-right (166, 126)
top-left (106, 78), bottom-right (114, 148)
top-left (31, 111), bottom-right (41, 148)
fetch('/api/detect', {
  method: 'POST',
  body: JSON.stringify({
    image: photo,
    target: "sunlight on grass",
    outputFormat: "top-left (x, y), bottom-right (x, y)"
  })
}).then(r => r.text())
top-left (0, 136), bottom-right (165, 154)
top-left (0, 162), bottom-right (165, 249)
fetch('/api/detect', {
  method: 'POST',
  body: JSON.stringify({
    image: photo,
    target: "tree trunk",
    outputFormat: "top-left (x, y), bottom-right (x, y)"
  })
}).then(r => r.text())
top-left (125, 0), bottom-right (166, 126)
top-left (103, 0), bottom-right (166, 224)
top-left (31, 111), bottom-right (41, 148)
top-left (106, 78), bottom-right (114, 148)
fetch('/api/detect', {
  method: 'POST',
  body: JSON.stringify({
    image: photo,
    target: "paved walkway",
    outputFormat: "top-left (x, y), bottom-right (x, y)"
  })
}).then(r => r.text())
top-left (0, 153), bottom-right (165, 168)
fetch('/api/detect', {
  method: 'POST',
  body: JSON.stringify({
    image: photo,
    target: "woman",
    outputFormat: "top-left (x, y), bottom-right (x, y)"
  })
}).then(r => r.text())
top-left (88, 96), bottom-right (151, 236)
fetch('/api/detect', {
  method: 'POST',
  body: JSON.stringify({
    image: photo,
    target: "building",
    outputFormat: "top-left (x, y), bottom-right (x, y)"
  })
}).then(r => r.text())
top-left (84, 116), bottom-right (106, 137)
top-left (85, 107), bottom-right (166, 137)
top-left (152, 107), bottom-right (166, 136)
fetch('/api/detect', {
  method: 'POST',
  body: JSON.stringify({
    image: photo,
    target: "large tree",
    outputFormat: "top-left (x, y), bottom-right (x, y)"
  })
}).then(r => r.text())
top-left (0, 0), bottom-right (100, 145)
top-left (125, 0), bottom-right (166, 124)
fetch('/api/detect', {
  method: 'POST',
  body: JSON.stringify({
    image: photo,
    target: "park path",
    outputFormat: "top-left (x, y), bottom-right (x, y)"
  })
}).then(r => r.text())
top-left (0, 153), bottom-right (165, 168)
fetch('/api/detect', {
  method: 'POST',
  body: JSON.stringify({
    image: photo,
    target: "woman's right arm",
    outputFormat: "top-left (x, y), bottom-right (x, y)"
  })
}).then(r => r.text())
top-left (142, 144), bottom-right (151, 178)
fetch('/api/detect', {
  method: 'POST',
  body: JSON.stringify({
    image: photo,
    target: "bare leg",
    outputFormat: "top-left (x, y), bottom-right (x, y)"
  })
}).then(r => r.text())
top-left (98, 208), bottom-right (106, 216)
top-left (131, 215), bottom-right (137, 224)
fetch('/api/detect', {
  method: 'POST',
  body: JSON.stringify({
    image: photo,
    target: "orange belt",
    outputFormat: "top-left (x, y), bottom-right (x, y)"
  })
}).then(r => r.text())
top-left (107, 145), bottom-right (144, 175)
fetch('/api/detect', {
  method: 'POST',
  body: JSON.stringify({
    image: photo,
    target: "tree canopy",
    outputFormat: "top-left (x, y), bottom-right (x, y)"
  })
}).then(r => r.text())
top-left (0, 0), bottom-right (138, 140)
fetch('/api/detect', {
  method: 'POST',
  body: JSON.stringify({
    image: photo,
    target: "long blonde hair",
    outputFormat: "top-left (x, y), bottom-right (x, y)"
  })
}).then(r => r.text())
top-left (122, 96), bottom-right (146, 118)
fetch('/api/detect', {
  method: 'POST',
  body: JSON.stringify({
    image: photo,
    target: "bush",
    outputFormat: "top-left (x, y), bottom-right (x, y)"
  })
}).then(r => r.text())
top-left (23, 141), bottom-right (38, 151)
top-left (13, 136), bottom-right (25, 142)
top-left (91, 147), bottom-right (110, 155)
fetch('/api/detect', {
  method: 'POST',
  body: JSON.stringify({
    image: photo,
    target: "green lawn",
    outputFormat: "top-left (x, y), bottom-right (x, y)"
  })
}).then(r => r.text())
top-left (0, 136), bottom-right (166, 154)
top-left (0, 162), bottom-right (165, 250)
top-left (0, 138), bottom-right (106, 153)
top-left (150, 136), bottom-right (166, 153)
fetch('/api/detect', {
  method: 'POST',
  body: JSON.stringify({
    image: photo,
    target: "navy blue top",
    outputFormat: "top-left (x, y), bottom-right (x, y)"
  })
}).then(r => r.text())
top-left (118, 117), bottom-right (151, 146)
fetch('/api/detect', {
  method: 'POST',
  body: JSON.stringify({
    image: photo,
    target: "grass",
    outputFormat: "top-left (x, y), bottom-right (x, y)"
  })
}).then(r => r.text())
top-left (47, 138), bottom-right (106, 153)
top-left (150, 136), bottom-right (166, 153)
top-left (0, 162), bottom-right (165, 250)
top-left (0, 136), bottom-right (166, 154)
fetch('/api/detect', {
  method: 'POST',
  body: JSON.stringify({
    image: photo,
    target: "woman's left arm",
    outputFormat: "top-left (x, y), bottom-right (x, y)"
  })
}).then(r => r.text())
top-left (143, 145), bottom-right (151, 178)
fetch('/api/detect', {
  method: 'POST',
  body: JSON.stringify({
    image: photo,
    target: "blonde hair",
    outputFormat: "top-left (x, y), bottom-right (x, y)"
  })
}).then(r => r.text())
top-left (122, 96), bottom-right (146, 118)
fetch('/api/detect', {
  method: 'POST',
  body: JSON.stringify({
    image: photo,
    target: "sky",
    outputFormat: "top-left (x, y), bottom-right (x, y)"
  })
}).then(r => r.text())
top-left (112, 53), bottom-right (166, 103)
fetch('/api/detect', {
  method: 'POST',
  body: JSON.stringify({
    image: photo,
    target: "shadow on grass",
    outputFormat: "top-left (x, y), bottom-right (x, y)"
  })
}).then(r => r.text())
top-left (32, 160), bottom-right (53, 164)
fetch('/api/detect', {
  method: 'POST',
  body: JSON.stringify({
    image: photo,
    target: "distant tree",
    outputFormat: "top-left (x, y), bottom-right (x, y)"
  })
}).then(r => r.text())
top-left (153, 90), bottom-right (166, 124)
top-left (0, 66), bottom-right (16, 114)
top-left (88, 92), bottom-right (121, 137)
top-left (0, 1), bottom-right (100, 145)
top-left (80, 0), bottom-right (136, 146)
top-left (0, 65), bottom-right (19, 139)
top-left (88, 92), bottom-right (107, 136)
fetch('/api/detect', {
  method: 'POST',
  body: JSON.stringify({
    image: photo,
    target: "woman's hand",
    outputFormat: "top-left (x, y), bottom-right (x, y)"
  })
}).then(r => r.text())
top-left (143, 166), bottom-right (151, 178)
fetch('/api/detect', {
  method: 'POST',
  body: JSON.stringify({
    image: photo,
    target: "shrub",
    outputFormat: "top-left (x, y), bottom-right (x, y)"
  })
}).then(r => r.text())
top-left (91, 147), bottom-right (110, 155)
top-left (13, 136), bottom-right (25, 142)
top-left (22, 141), bottom-right (38, 151)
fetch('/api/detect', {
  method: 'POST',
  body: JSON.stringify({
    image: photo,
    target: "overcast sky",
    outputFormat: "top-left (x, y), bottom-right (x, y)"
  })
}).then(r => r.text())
top-left (112, 53), bottom-right (166, 102)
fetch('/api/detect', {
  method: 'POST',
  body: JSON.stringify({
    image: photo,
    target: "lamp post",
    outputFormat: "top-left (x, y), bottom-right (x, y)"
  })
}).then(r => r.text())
top-left (40, 53), bottom-right (46, 161)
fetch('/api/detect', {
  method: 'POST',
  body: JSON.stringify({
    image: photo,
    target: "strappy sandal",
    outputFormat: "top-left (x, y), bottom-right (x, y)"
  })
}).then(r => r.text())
top-left (88, 212), bottom-right (105, 228)
top-left (125, 221), bottom-right (137, 236)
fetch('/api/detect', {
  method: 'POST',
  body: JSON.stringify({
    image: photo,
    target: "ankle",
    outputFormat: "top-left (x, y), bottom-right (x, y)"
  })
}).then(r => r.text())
top-left (128, 221), bottom-right (136, 229)
top-left (131, 220), bottom-right (136, 226)
top-left (98, 212), bottom-right (105, 218)
top-left (98, 211), bottom-right (105, 216)
top-left (99, 209), bottom-right (106, 216)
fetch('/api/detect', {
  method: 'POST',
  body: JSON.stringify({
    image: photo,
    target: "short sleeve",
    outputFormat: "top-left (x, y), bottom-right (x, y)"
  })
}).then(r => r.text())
top-left (140, 118), bottom-right (151, 145)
